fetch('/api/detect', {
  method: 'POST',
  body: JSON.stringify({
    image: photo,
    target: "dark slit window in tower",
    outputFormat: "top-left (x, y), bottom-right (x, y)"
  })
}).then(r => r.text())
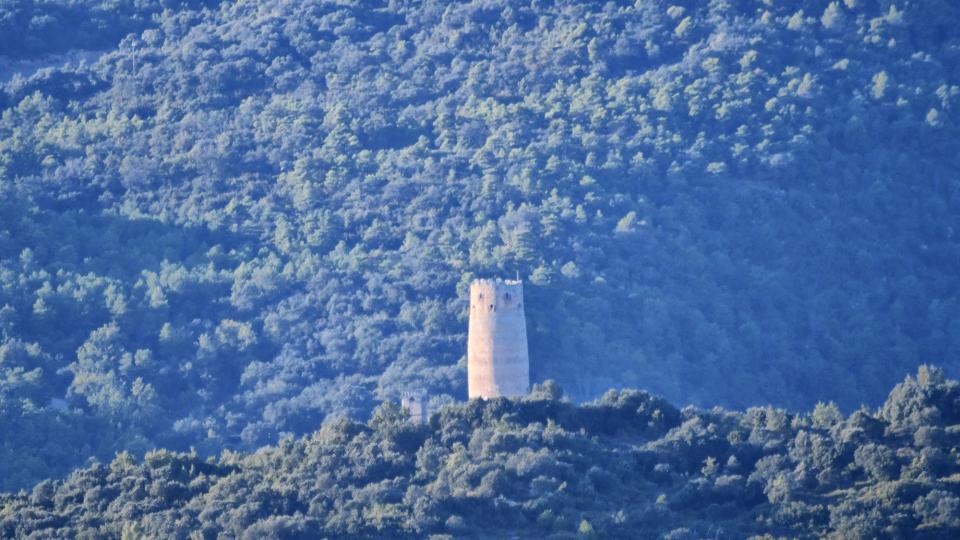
top-left (505, 293), bottom-right (511, 301)
top-left (489, 304), bottom-right (494, 311)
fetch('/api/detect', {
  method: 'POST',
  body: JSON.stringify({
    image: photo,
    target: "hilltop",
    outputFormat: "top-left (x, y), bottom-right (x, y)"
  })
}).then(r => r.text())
top-left (3, 368), bottom-right (960, 538)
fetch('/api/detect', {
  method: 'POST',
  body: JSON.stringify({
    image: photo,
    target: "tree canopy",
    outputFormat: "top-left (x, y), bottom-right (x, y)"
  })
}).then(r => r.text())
top-left (0, 0), bottom-right (958, 491)
top-left (3, 370), bottom-right (960, 538)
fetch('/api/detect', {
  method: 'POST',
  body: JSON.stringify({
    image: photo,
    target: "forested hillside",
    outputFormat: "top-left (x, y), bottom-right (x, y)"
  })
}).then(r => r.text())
top-left (3, 369), bottom-right (960, 539)
top-left (1, 0), bottom-right (959, 490)
top-left (0, 1), bottom-right (220, 59)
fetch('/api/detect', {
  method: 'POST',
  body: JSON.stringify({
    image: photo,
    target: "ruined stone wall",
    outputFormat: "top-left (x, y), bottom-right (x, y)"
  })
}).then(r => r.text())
top-left (467, 278), bottom-right (530, 398)
top-left (401, 392), bottom-right (427, 424)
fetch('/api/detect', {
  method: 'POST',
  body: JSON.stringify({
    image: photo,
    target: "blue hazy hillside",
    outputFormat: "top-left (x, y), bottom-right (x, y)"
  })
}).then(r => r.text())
top-left (0, 0), bottom-right (958, 492)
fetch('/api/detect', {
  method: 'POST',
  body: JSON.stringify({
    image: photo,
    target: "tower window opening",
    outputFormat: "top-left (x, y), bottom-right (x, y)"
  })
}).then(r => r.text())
top-left (489, 304), bottom-right (494, 311)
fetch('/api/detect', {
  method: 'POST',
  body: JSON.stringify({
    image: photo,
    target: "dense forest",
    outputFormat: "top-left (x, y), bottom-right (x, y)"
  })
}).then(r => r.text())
top-left (1, 0), bottom-right (959, 493)
top-left (3, 368), bottom-right (960, 538)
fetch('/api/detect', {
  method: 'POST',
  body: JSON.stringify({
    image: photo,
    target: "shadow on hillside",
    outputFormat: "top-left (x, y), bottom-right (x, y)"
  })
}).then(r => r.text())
top-left (2, 200), bottom-right (258, 279)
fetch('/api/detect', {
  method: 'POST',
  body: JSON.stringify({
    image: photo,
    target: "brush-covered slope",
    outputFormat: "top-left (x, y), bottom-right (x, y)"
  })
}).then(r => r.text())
top-left (0, 0), bottom-right (958, 489)
top-left (4, 368), bottom-right (960, 539)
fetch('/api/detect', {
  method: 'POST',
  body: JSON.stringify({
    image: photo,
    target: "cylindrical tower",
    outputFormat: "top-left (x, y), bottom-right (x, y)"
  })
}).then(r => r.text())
top-left (467, 278), bottom-right (530, 399)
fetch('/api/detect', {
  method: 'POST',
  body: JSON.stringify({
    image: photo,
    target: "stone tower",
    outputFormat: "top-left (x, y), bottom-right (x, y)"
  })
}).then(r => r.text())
top-left (467, 278), bottom-right (530, 398)
top-left (400, 391), bottom-right (428, 425)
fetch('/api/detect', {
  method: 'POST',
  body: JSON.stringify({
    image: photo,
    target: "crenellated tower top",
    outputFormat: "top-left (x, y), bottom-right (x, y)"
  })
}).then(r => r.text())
top-left (470, 278), bottom-right (524, 314)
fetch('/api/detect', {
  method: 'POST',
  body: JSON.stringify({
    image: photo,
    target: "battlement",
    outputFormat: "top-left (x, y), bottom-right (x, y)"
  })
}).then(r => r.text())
top-left (470, 278), bottom-right (524, 314)
top-left (472, 278), bottom-right (523, 286)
